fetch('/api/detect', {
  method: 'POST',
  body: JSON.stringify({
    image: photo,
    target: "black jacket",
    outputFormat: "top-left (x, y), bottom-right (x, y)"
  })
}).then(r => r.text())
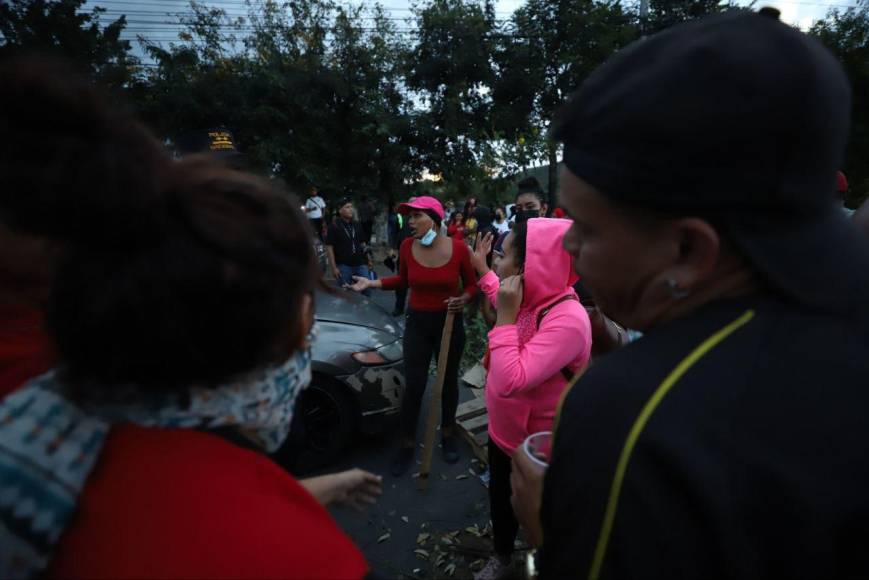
top-left (541, 296), bottom-right (869, 579)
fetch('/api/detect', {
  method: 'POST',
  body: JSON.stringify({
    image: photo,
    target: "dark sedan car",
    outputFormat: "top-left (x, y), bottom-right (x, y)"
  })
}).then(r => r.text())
top-left (278, 287), bottom-right (405, 470)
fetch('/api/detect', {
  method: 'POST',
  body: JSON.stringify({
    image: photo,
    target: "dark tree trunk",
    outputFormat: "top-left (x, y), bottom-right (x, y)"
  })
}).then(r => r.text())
top-left (547, 140), bottom-right (559, 213)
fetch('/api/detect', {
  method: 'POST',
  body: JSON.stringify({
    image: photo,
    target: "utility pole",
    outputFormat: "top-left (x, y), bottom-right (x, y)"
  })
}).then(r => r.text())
top-left (639, 0), bottom-right (649, 18)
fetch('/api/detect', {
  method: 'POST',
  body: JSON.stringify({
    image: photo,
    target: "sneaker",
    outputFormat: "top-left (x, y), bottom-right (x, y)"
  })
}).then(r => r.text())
top-left (390, 446), bottom-right (415, 477)
top-left (474, 556), bottom-right (509, 580)
top-left (441, 435), bottom-right (459, 464)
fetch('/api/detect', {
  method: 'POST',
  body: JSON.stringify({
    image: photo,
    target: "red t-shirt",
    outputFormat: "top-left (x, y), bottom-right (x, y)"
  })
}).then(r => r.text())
top-left (381, 237), bottom-right (478, 311)
top-left (0, 305), bottom-right (53, 398)
top-left (47, 424), bottom-right (368, 579)
top-left (447, 223), bottom-right (466, 239)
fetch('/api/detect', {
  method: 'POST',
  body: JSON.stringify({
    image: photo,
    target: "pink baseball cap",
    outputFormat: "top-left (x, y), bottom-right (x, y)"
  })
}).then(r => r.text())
top-left (397, 196), bottom-right (445, 220)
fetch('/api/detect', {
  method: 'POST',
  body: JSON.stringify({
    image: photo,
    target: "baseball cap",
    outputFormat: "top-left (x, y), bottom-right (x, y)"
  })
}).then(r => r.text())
top-left (555, 10), bottom-right (869, 322)
top-left (397, 196), bottom-right (445, 220)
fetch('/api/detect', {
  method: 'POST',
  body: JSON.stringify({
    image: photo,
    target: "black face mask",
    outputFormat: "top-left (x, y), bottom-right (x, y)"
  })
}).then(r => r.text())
top-left (515, 209), bottom-right (540, 223)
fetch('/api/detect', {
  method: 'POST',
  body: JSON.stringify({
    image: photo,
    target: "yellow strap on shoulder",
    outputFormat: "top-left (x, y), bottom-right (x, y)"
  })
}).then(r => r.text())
top-left (588, 310), bottom-right (755, 580)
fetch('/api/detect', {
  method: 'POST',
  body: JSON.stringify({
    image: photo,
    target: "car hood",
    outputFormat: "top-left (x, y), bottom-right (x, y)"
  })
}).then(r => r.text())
top-left (312, 322), bottom-right (398, 363)
top-left (314, 288), bottom-right (402, 338)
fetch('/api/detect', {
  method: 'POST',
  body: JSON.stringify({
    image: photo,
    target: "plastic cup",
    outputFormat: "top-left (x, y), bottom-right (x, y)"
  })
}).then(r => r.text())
top-left (523, 431), bottom-right (553, 468)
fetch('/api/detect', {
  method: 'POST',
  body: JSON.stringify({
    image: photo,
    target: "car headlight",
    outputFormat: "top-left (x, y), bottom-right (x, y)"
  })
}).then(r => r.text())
top-left (352, 340), bottom-right (402, 366)
top-left (352, 351), bottom-right (387, 365)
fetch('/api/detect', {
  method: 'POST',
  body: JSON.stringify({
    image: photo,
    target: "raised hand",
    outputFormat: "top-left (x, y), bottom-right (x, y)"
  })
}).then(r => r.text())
top-left (471, 231), bottom-right (494, 276)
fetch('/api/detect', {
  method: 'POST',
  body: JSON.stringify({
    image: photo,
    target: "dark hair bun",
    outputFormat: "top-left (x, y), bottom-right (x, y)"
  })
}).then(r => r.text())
top-left (50, 159), bottom-right (318, 393)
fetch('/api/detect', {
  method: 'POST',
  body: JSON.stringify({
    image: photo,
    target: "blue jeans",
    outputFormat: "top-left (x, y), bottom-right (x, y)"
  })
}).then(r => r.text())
top-left (338, 264), bottom-right (371, 296)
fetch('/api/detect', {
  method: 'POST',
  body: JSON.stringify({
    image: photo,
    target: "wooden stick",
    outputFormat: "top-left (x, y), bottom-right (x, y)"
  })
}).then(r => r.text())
top-left (417, 309), bottom-right (456, 491)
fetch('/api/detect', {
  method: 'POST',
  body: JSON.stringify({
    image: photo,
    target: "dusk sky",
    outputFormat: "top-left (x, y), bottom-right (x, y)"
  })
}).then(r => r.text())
top-left (91, 0), bottom-right (859, 50)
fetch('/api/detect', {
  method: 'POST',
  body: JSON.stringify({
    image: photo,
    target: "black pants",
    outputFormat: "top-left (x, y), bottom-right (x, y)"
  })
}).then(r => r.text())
top-left (309, 217), bottom-right (324, 240)
top-left (362, 220), bottom-right (374, 243)
top-left (489, 439), bottom-right (519, 558)
top-left (400, 309), bottom-right (464, 440)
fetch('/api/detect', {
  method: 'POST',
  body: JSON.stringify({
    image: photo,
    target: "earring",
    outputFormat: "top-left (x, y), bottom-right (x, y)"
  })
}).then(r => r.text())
top-left (666, 279), bottom-right (690, 299)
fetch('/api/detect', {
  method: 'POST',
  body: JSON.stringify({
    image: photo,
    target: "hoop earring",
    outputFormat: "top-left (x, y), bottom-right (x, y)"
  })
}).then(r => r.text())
top-left (667, 278), bottom-right (690, 299)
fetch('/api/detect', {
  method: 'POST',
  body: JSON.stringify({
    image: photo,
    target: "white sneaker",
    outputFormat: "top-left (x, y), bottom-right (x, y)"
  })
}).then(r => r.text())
top-left (474, 556), bottom-right (509, 580)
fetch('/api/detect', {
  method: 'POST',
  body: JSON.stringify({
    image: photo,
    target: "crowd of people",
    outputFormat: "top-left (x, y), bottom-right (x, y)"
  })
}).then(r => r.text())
top-left (3, 8), bottom-right (869, 580)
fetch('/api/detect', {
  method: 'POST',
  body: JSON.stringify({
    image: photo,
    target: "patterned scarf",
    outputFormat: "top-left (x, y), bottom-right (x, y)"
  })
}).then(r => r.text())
top-left (0, 343), bottom-right (312, 579)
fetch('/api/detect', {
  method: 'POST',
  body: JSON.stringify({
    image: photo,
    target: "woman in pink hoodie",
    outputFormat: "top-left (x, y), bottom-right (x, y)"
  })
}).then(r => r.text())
top-left (470, 218), bottom-right (592, 580)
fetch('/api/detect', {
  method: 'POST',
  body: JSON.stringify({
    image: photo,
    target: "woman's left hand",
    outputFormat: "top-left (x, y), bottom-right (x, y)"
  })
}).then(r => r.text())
top-left (445, 294), bottom-right (471, 313)
top-left (496, 275), bottom-right (523, 324)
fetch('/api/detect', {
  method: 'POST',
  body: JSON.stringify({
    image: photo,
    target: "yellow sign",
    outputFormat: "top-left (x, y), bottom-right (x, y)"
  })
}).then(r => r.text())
top-left (208, 131), bottom-right (235, 151)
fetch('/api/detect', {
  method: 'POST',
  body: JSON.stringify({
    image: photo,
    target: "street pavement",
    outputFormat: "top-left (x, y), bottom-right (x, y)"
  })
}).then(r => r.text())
top-left (323, 261), bottom-right (497, 579)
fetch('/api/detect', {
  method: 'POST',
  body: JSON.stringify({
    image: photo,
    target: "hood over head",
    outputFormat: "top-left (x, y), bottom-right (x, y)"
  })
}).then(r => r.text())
top-left (523, 218), bottom-right (578, 309)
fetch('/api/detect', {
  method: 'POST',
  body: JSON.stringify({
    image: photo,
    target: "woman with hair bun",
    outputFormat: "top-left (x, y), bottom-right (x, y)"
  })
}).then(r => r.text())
top-left (1, 159), bottom-right (378, 579)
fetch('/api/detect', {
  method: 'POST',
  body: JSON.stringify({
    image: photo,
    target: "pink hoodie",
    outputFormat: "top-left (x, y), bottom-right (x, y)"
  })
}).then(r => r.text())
top-left (480, 218), bottom-right (592, 455)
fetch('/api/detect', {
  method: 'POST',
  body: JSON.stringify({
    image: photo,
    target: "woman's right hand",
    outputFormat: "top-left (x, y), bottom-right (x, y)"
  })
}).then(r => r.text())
top-left (496, 275), bottom-right (523, 325)
top-left (345, 275), bottom-right (373, 292)
top-left (471, 231), bottom-right (493, 275)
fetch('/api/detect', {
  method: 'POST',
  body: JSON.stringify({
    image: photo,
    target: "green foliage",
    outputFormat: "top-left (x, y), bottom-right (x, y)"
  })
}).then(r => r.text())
top-left (460, 309), bottom-right (490, 373)
top-left (640, 0), bottom-right (731, 35)
top-left (406, 0), bottom-right (498, 194)
top-left (131, 0), bottom-right (424, 202)
top-left (0, 0), bottom-right (137, 92)
top-left (811, 0), bottom-right (869, 208)
top-left (3, 0), bottom-right (868, 210)
top-left (489, 0), bottom-right (638, 195)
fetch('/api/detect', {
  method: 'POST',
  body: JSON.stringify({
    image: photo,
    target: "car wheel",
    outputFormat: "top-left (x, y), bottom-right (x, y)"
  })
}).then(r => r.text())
top-left (275, 375), bottom-right (358, 473)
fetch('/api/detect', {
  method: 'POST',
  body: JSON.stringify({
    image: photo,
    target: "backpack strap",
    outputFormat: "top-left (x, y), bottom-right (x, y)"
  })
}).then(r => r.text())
top-left (536, 294), bottom-right (580, 328)
top-left (536, 294), bottom-right (581, 382)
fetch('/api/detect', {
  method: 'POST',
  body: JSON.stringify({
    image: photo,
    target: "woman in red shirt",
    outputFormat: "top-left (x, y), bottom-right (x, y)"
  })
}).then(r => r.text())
top-left (1, 160), bottom-right (377, 579)
top-left (347, 196), bottom-right (478, 476)
top-left (447, 211), bottom-right (466, 239)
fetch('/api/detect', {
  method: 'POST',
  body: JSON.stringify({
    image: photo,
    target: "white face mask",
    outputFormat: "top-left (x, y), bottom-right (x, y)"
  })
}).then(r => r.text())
top-left (420, 227), bottom-right (437, 246)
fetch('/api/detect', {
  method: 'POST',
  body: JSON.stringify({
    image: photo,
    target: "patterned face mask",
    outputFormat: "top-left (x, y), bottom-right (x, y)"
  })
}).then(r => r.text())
top-left (186, 343), bottom-right (314, 453)
top-left (0, 329), bottom-right (317, 578)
